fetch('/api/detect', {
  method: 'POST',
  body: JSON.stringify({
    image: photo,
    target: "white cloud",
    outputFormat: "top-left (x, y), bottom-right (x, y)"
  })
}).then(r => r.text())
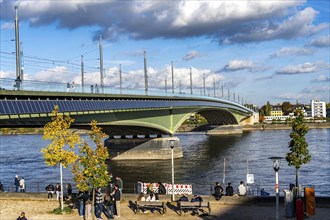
top-left (269, 47), bottom-right (315, 58)
top-left (183, 51), bottom-right (202, 61)
top-left (310, 35), bottom-right (330, 48)
top-left (275, 62), bottom-right (325, 75)
top-left (1, 22), bottom-right (14, 30)
top-left (221, 59), bottom-right (268, 72)
top-left (312, 74), bottom-right (330, 82)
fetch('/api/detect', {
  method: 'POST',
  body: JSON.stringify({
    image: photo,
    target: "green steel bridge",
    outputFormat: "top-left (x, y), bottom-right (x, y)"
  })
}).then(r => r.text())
top-left (0, 78), bottom-right (255, 136)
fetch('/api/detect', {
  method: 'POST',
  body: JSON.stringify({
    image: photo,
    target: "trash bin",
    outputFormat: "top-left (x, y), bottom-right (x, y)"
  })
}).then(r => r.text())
top-left (304, 187), bottom-right (315, 216)
top-left (283, 189), bottom-right (294, 218)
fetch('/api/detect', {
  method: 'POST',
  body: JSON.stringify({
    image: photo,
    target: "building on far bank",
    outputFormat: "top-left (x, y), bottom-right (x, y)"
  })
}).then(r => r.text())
top-left (270, 106), bottom-right (283, 116)
top-left (311, 100), bottom-right (326, 118)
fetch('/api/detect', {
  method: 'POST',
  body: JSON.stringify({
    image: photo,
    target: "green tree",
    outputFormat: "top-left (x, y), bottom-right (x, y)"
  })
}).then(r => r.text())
top-left (72, 120), bottom-right (110, 220)
top-left (41, 106), bottom-right (81, 210)
top-left (266, 101), bottom-right (272, 116)
top-left (285, 109), bottom-right (311, 194)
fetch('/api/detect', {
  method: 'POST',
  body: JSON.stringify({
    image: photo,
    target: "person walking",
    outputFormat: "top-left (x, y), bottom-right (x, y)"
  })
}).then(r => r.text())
top-left (71, 81), bottom-right (75, 92)
top-left (104, 193), bottom-right (114, 219)
top-left (45, 183), bottom-right (55, 201)
top-left (0, 182), bottom-right (4, 192)
top-left (226, 182), bottom-right (234, 196)
top-left (95, 187), bottom-right (103, 220)
top-left (14, 175), bottom-right (20, 192)
top-left (55, 183), bottom-right (61, 201)
top-left (111, 185), bottom-right (121, 217)
top-left (19, 177), bottom-right (25, 192)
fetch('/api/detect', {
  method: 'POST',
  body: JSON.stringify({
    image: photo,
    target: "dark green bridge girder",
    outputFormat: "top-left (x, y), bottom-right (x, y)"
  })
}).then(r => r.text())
top-left (0, 90), bottom-right (254, 135)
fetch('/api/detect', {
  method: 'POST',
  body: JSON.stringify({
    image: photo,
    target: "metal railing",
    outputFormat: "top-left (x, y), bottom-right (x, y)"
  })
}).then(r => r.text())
top-left (2, 181), bottom-right (328, 197)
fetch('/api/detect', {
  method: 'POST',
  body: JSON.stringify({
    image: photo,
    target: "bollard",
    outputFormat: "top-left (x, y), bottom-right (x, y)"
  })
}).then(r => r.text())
top-left (296, 197), bottom-right (304, 220)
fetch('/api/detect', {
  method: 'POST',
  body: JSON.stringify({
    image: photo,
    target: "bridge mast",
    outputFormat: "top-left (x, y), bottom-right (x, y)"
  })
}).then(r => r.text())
top-left (81, 55), bottom-right (84, 92)
top-left (171, 61), bottom-right (174, 94)
top-left (14, 5), bottom-right (21, 90)
top-left (190, 67), bottom-right (193, 95)
top-left (144, 51), bottom-right (148, 94)
top-left (99, 34), bottom-right (104, 90)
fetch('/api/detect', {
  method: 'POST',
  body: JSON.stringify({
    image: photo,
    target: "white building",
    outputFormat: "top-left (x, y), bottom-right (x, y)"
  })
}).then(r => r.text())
top-left (311, 100), bottom-right (326, 118)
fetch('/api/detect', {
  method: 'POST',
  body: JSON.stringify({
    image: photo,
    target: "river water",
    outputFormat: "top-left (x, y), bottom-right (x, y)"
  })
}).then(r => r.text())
top-left (0, 129), bottom-right (329, 196)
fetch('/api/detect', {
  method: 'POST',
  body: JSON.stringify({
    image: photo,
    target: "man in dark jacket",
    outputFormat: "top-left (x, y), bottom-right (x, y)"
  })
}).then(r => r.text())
top-left (111, 185), bottom-right (121, 217)
top-left (158, 182), bottom-right (166, 195)
top-left (226, 182), bottom-right (234, 196)
top-left (213, 182), bottom-right (223, 200)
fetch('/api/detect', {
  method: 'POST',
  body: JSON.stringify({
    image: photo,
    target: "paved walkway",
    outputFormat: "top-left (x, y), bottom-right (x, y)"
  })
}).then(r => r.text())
top-left (1, 193), bottom-right (329, 220)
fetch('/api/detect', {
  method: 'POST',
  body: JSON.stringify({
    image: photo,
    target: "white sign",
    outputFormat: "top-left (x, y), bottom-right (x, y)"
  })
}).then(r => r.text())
top-left (247, 174), bottom-right (254, 184)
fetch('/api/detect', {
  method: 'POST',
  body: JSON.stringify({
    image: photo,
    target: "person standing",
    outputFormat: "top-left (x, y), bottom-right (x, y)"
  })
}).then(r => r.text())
top-left (45, 183), bottom-right (55, 201)
top-left (84, 191), bottom-right (92, 220)
top-left (66, 183), bottom-right (72, 198)
top-left (66, 82), bottom-right (70, 92)
top-left (213, 182), bottom-right (223, 200)
top-left (158, 182), bottom-right (166, 195)
top-left (116, 176), bottom-right (123, 196)
top-left (55, 183), bottom-right (61, 201)
top-left (226, 182), bottom-right (234, 196)
top-left (111, 185), bottom-right (121, 217)
top-left (19, 177), bottom-right (25, 192)
top-left (0, 182), bottom-right (4, 192)
top-left (77, 191), bottom-right (85, 217)
top-left (71, 81), bottom-right (75, 92)
top-left (14, 175), bottom-right (20, 192)
top-left (95, 187), bottom-right (103, 220)
top-left (238, 181), bottom-right (247, 196)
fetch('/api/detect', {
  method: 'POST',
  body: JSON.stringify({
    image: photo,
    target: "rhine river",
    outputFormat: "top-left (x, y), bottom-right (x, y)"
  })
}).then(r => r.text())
top-left (0, 128), bottom-right (329, 196)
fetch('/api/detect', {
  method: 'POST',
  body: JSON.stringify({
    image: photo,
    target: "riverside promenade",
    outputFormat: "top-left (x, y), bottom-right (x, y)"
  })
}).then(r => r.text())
top-left (1, 193), bottom-right (329, 220)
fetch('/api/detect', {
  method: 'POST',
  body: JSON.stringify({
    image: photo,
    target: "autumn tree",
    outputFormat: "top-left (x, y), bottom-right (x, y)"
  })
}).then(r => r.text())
top-left (41, 106), bottom-right (81, 210)
top-left (285, 109), bottom-right (311, 195)
top-left (282, 101), bottom-right (293, 115)
top-left (72, 120), bottom-right (110, 220)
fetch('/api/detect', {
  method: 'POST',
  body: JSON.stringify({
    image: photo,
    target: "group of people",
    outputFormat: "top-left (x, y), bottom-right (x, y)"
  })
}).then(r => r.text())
top-left (14, 175), bottom-right (25, 192)
top-left (66, 81), bottom-right (76, 92)
top-left (213, 181), bottom-right (247, 200)
top-left (77, 175), bottom-right (123, 220)
top-left (45, 183), bottom-right (72, 201)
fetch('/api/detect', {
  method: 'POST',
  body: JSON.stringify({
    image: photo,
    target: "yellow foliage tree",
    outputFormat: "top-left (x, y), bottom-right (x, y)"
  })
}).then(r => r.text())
top-left (72, 120), bottom-right (110, 220)
top-left (41, 106), bottom-right (81, 210)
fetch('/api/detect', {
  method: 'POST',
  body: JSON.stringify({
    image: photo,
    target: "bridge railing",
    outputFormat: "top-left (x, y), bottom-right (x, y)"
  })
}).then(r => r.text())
top-left (0, 78), bottom-right (255, 112)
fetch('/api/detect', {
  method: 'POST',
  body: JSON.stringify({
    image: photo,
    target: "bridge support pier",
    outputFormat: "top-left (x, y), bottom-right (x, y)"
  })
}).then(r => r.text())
top-left (206, 124), bottom-right (243, 135)
top-left (104, 136), bottom-right (183, 160)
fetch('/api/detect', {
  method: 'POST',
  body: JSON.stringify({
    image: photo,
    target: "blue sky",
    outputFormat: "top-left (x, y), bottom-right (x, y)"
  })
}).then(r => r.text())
top-left (0, 0), bottom-right (329, 106)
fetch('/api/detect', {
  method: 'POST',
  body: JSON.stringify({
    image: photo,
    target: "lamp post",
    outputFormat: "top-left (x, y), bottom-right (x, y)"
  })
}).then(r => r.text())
top-left (169, 139), bottom-right (175, 201)
top-left (269, 156), bottom-right (283, 220)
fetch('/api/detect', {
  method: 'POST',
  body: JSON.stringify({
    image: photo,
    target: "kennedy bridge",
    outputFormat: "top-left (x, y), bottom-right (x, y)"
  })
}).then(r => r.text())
top-left (0, 78), bottom-right (255, 159)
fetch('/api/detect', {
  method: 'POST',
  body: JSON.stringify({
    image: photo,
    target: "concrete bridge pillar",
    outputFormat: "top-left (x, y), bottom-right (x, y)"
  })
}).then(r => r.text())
top-left (104, 136), bottom-right (183, 160)
top-left (206, 125), bottom-right (243, 135)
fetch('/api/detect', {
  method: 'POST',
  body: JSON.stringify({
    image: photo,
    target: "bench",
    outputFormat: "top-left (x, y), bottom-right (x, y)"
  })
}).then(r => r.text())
top-left (178, 201), bottom-right (211, 215)
top-left (134, 201), bottom-right (167, 214)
